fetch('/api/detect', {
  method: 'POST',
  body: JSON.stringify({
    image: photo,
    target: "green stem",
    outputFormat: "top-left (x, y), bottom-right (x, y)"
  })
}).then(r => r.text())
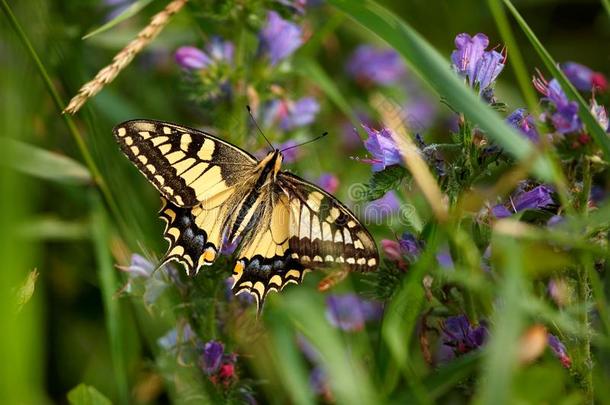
top-left (1, 0), bottom-right (125, 231)
top-left (486, 0), bottom-right (539, 114)
top-left (575, 158), bottom-right (593, 402)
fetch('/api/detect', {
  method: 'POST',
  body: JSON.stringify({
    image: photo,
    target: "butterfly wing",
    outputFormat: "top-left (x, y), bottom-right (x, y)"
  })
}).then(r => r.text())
top-left (231, 172), bottom-right (379, 310)
top-left (280, 172), bottom-right (379, 271)
top-left (114, 119), bottom-right (258, 273)
top-left (114, 119), bottom-right (257, 207)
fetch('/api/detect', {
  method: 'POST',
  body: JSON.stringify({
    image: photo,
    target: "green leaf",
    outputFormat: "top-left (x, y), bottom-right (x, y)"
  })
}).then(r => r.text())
top-left (91, 194), bottom-right (129, 404)
top-left (503, 0), bottom-right (610, 162)
top-left (67, 384), bottom-right (112, 405)
top-left (1, 139), bottom-right (91, 184)
top-left (326, 0), bottom-right (558, 182)
top-left (366, 165), bottom-right (408, 201)
top-left (82, 0), bottom-right (154, 40)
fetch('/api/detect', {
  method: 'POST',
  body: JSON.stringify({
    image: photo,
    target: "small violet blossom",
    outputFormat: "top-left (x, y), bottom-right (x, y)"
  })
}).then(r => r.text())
top-left (548, 334), bottom-right (571, 368)
top-left (591, 99), bottom-right (610, 132)
top-left (258, 11), bottom-right (303, 65)
top-left (492, 185), bottom-right (555, 218)
top-left (199, 340), bottom-right (239, 386)
top-left (362, 124), bottom-right (402, 172)
top-left (382, 232), bottom-right (422, 269)
top-left (533, 74), bottom-right (582, 134)
top-left (325, 294), bottom-right (383, 332)
top-left (346, 45), bottom-right (407, 85)
top-left (265, 97), bottom-right (320, 131)
top-left (316, 173), bottom-right (340, 194)
top-left (175, 37), bottom-right (234, 70)
top-left (451, 33), bottom-right (505, 95)
top-left (441, 315), bottom-right (488, 356)
top-left (201, 341), bottom-right (224, 375)
top-left (506, 108), bottom-right (539, 142)
top-left (561, 62), bottom-right (607, 92)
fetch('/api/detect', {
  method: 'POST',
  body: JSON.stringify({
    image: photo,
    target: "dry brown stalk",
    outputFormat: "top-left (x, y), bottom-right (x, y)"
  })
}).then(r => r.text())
top-left (63, 0), bottom-right (188, 114)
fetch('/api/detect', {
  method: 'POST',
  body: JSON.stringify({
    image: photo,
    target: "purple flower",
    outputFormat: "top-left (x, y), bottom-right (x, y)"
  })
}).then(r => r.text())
top-left (258, 11), bottom-right (303, 65)
top-left (399, 232), bottom-right (421, 257)
top-left (561, 62), bottom-right (607, 92)
top-left (325, 294), bottom-right (383, 332)
top-left (513, 185), bottom-right (554, 211)
top-left (201, 341), bottom-right (224, 375)
top-left (317, 173), bottom-right (339, 194)
top-left (362, 124), bottom-right (402, 172)
top-left (451, 33), bottom-right (489, 85)
top-left (533, 75), bottom-right (582, 134)
top-left (121, 253), bottom-right (155, 278)
top-left (548, 334), bottom-right (571, 368)
top-left (473, 50), bottom-right (505, 91)
top-left (441, 315), bottom-right (488, 356)
top-left (175, 37), bottom-right (234, 70)
top-left (346, 45), bottom-right (407, 85)
top-left (364, 191), bottom-right (400, 223)
top-left (506, 108), bottom-right (539, 142)
top-left (451, 33), bottom-right (505, 94)
top-left (264, 97), bottom-right (320, 131)
top-left (492, 185), bottom-right (554, 218)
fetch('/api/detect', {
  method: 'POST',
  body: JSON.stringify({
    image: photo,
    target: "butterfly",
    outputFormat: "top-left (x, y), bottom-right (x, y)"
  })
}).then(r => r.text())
top-left (114, 119), bottom-right (379, 310)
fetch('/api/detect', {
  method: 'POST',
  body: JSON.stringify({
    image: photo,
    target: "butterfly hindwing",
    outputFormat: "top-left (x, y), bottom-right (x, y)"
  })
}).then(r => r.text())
top-left (114, 120), bottom-right (256, 207)
top-left (279, 172), bottom-right (379, 272)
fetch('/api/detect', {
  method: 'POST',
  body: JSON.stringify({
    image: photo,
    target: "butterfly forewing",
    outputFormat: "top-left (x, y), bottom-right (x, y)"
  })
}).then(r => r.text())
top-left (114, 120), bottom-right (256, 207)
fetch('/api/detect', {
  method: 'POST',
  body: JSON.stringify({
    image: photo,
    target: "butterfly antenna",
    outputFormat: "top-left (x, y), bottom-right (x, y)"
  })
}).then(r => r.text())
top-left (281, 131), bottom-right (328, 153)
top-left (246, 105), bottom-right (274, 151)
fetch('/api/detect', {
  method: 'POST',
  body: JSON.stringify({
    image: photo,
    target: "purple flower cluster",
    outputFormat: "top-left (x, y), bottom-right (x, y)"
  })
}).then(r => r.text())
top-left (346, 46), bottom-right (407, 86)
top-left (561, 62), bottom-right (607, 92)
top-left (199, 340), bottom-right (238, 386)
top-left (265, 97), bottom-right (320, 131)
top-left (492, 185), bottom-right (555, 218)
top-left (258, 11), bottom-right (303, 65)
top-left (533, 73), bottom-right (582, 134)
top-left (451, 33), bottom-right (505, 95)
top-left (325, 294), bottom-right (383, 332)
top-left (175, 37), bottom-right (234, 70)
top-left (381, 232), bottom-right (422, 269)
top-left (441, 315), bottom-right (488, 356)
top-left (506, 108), bottom-right (539, 142)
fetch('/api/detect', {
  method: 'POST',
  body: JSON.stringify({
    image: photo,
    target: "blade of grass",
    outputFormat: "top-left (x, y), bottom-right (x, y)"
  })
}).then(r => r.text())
top-left (82, 0), bottom-right (154, 40)
top-left (2, 139), bottom-right (91, 184)
top-left (486, 0), bottom-right (539, 114)
top-left (1, 0), bottom-right (126, 231)
top-left (91, 193), bottom-right (129, 405)
top-left (603, 0), bottom-right (610, 19)
top-left (477, 236), bottom-right (527, 404)
top-left (326, 0), bottom-right (557, 183)
top-left (503, 0), bottom-right (610, 162)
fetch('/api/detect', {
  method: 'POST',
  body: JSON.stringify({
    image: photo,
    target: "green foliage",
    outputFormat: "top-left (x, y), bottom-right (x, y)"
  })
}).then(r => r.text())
top-left (365, 165), bottom-right (408, 201)
top-left (67, 384), bottom-right (112, 405)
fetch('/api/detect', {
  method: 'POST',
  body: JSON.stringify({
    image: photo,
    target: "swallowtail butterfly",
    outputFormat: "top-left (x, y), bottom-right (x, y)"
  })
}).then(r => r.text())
top-left (114, 119), bottom-right (379, 310)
